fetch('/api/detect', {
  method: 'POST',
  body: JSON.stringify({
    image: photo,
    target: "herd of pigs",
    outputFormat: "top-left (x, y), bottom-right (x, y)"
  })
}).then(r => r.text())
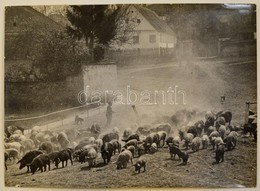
top-left (4, 109), bottom-right (257, 176)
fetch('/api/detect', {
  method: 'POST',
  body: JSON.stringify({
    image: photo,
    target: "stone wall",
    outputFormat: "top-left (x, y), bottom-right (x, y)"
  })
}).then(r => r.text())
top-left (5, 74), bottom-right (84, 114)
top-left (5, 65), bottom-right (118, 114)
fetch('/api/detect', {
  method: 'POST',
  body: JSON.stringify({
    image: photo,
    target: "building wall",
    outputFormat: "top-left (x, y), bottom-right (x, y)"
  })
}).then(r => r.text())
top-left (130, 31), bottom-right (177, 49)
top-left (129, 6), bottom-right (155, 31)
top-left (130, 30), bottom-right (160, 49)
top-left (160, 32), bottom-right (177, 48)
top-left (118, 5), bottom-right (176, 50)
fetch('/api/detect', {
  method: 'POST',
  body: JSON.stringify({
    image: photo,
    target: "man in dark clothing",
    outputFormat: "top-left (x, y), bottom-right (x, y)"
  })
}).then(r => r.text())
top-left (106, 101), bottom-right (114, 127)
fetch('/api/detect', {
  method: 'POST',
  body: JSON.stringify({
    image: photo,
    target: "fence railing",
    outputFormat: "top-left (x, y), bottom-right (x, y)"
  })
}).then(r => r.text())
top-left (105, 47), bottom-right (176, 59)
top-left (4, 101), bottom-right (103, 132)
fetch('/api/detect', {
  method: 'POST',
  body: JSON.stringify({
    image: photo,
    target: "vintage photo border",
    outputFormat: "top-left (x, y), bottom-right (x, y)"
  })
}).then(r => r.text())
top-left (0, 0), bottom-right (259, 191)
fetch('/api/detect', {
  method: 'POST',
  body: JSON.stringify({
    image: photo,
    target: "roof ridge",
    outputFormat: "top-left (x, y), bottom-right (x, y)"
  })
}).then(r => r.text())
top-left (22, 6), bottom-right (65, 29)
top-left (138, 5), bottom-right (162, 19)
top-left (133, 5), bottom-right (174, 35)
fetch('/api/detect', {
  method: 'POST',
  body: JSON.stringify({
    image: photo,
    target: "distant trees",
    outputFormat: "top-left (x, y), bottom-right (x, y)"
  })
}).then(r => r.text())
top-left (147, 4), bottom-right (228, 56)
top-left (148, 4), bottom-right (221, 41)
top-left (149, 4), bottom-right (255, 41)
top-left (66, 5), bottom-right (135, 62)
top-left (32, 5), bottom-right (68, 16)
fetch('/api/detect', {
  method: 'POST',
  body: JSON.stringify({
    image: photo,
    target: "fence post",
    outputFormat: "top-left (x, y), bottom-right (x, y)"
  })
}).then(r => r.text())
top-left (245, 102), bottom-right (250, 125)
top-left (245, 101), bottom-right (257, 125)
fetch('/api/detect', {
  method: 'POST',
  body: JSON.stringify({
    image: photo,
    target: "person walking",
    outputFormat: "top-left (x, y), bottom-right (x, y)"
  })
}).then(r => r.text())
top-left (106, 101), bottom-right (114, 127)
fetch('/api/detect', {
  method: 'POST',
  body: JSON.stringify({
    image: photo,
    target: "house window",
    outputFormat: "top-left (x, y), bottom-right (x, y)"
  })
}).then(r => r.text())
top-left (149, 35), bottom-right (156, 43)
top-left (133, 36), bottom-right (139, 44)
top-left (137, 19), bottom-right (141, 24)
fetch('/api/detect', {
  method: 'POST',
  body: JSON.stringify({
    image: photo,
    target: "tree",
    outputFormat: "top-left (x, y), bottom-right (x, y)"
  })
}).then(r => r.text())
top-left (66, 5), bottom-right (124, 62)
top-left (32, 5), bottom-right (68, 16)
top-left (31, 30), bottom-right (87, 81)
top-left (148, 4), bottom-right (221, 57)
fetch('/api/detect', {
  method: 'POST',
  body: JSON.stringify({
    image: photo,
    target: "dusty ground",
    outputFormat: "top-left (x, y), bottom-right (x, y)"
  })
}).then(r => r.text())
top-left (4, 56), bottom-right (257, 189)
top-left (4, 137), bottom-right (257, 189)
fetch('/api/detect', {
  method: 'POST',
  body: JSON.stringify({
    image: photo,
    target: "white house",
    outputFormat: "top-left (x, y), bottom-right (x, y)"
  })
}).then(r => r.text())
top-left (114, 5), bottom-right (177, 53)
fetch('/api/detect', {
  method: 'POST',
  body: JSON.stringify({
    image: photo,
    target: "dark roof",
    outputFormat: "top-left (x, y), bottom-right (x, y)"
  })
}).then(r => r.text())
top-left (133, 5), bottom-right (174, 35)
top-left (5, 6), bottom-right (64, 33)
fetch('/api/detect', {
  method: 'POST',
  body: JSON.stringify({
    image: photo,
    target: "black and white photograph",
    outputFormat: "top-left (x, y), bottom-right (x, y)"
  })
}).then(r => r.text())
top-left (2, 0), bottom-right (258, 190)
